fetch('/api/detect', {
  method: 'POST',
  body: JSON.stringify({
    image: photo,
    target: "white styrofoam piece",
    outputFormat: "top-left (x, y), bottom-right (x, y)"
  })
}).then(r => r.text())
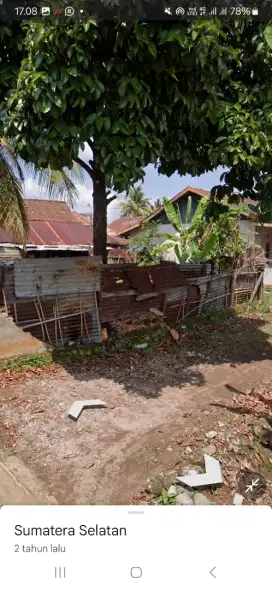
top-left (176, 454), bottom-right (222, 488)
top-left (68, 400), bottom-right (107, 420)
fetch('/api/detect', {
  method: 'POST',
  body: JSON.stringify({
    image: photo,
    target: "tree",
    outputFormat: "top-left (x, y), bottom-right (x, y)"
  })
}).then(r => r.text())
top-left (153, 196), bottom-right (217, 263)
top-left (0, 137), bottom-right (81, 241)
top-left (128, 221), bottom-right (162, 266)
top-left (152, 198), bottom-right (163, 210)
top-left (264, 23), bottom-right (272, 49)
top-left (120, 186), bottom-right (152, 218)
top-left (0, 137), bottom-right (27, 241)
top-left (3, 20), bottom-right (272, 262)
top-left (153, 196), bottom-right (246, 269)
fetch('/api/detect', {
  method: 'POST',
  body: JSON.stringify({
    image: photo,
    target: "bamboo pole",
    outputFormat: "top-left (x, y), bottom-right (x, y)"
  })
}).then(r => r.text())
top-left (249, 271), bottom-right (264, 302)
top-left (56, 300), bottom-right (64, 347)
top-left (2, 289), bottom-right (8, 314)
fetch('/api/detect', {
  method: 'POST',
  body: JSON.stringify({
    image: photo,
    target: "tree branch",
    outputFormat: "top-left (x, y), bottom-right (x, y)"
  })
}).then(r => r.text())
top-left (75, 156), bottom-right (95, 180)
top-left (107, 194), bottom-right (117, 204)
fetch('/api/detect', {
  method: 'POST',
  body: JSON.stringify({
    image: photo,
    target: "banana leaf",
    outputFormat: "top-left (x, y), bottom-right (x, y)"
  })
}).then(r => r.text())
top-left (163, 197), bottom-right (184, 234)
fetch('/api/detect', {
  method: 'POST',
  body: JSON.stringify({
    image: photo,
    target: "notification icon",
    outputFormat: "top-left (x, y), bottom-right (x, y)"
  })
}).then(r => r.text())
top-left (65, 6), bottom-right (75, 16)
top-left (53, 7), bottom-right (63, 15)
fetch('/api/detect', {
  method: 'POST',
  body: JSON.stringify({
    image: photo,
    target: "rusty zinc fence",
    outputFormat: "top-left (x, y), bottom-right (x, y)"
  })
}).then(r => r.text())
top-left (0, 257), bottom-right (102, 347)
top-left (0, 259), bottom-right (264, 350)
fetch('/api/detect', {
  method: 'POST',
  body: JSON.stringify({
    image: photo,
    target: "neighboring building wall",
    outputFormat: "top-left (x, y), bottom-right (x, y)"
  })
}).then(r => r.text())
top-left (239, 220), bottom-right (256, 247)
top-left (127, 223), bottom-right (181, 262)
top-left (239, 220), bottom-right (272, 286)
top-left (0, 247), bottom-right (23, 262)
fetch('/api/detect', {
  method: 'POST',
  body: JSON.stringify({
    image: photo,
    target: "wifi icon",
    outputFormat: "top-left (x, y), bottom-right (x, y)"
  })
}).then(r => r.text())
top-left (176, 6), bottom-right (185, 14)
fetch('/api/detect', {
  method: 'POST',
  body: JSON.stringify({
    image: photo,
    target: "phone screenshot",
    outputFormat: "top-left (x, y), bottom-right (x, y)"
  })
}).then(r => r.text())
top-left (0, 0), bottom-right (271, 587)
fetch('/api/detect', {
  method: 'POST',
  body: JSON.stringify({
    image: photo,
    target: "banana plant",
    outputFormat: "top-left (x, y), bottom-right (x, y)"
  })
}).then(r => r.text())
top-left (152, 196), bottom-right (216, 263)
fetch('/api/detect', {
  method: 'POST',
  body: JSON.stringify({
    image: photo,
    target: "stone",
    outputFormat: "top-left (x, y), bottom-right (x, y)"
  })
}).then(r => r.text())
top-left (167, 327), bottom-right (180, 341)
top-left (233, 493), bottom-right (244, 505)
top-left (145, 474), bottom-right (164, 496)
top-left (84, 461), bottom-right (95, 469)
top-left (218, 422), bottom-right (225, 428)
top-left (167, 485), bottom-right (177, 497)
top-left (193, 492), bottom-right (213, 505)
top-left (149, 308), bottom-right (164, 317)
top-left (163, 470), bottom-right (178, 489)
top-left (101, 327), bottom-right (108, 341)
top-left (176, 492), bottom-right (194, 505)
top-left (203, 444), bottom-right (216, 456)
top-left (253, 417), bottom-right (272, 448)
top-left (185, 446), bottom-right (193, 454)
top-left (205, 431), bottom-right (217, 439)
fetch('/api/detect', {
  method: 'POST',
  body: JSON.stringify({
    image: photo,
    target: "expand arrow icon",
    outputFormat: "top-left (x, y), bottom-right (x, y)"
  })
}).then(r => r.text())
top-left (176, 454), bottom-right (222, 488)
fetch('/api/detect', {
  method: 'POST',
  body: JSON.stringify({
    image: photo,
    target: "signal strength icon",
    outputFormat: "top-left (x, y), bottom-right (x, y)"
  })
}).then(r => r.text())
top-left (210, 6), bottom-right (217, 15)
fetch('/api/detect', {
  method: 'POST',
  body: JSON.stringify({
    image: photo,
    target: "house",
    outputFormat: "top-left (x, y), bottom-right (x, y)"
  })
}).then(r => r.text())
top-left (110, 186), bottom-right (272, 282)
top-left (0, 198), bottom-right (126, 261)
top-left (108, 216), bottom-right (145, 236)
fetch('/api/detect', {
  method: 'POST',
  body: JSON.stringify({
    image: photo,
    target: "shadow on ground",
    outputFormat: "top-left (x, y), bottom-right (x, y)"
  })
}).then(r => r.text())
top-left (51, 311), bottom-right (272, 399)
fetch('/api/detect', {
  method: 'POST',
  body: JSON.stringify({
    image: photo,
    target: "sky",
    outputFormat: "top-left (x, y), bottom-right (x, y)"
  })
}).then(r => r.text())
top-left (24, 143), bottom-right (226, 223)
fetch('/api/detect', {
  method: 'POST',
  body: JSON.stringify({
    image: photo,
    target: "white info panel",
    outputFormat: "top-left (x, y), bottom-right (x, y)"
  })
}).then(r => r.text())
top-left (0, 505), bottom-right (270, 590)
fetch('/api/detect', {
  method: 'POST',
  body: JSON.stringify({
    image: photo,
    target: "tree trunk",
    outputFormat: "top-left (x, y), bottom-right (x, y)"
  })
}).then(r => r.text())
top-left (92, 167), bottom-right (107, 264)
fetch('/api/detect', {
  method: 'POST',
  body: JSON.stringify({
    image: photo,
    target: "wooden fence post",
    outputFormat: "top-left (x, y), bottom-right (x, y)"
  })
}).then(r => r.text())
top-left (249, 271), bottom-right (264, 303)
top-left (229, 269), bottom-right (237, 308)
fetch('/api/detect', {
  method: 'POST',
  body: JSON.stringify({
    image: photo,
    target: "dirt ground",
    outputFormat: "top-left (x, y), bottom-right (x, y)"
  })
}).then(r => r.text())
top-left (0, 311), bottom-right (272, 505)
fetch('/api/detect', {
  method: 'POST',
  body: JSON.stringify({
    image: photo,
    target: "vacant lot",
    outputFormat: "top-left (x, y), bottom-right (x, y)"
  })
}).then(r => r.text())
top-left (0, 310), bottom-right (272, 505)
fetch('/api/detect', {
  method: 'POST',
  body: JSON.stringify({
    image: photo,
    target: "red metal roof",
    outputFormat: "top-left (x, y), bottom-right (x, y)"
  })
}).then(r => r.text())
top-left (27, 220), bottom-right (93, 246)
top-left (108, 216), bottom-right (145, 236)
top-left (0, 198), bottom-right (126, 247)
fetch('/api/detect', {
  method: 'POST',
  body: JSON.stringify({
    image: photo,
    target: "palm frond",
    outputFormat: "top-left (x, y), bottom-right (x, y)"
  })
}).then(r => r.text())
top-left (0, 137), bottom-right (24, 182)
top-left (23, 164), bottom-right (79, 207)
top-left (0, 140), bottom-right (28, 242)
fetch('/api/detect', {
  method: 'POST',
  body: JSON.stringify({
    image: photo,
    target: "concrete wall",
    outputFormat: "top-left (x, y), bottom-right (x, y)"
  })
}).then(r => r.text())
top-left (0, 312), bottom-right (49, 360)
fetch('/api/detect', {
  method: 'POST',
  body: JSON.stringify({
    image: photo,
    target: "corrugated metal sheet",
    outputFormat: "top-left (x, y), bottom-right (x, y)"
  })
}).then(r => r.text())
top-left (201, 275), bottom-right (227, 311)
top-left (28, 220), bottom-right (94, 246)
top-left (14, 257), bottom-right (101, 299)
top-left (0, 247), bottom-right (22, 261)
top-left (7, 292), bottom-right (101, 347)
top-left (166, 286), bottom-right (188, 302)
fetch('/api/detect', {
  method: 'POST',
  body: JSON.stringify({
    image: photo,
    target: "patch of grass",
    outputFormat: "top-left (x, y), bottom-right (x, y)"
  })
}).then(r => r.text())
top-left (198, 307), bottom-right (234, 324)
top-left (235, 298), bottom-right (270, 315)
top-left (0, 353), bottom-right (53, 371)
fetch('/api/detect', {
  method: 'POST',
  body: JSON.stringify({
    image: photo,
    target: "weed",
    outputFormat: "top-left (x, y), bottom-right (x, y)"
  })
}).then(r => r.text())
top-left (235, 298), bottom-right (270, 315)
top-left (0, 353), bottom-right (52, 371)
top-left (158, 488), bottom-right (176, 505)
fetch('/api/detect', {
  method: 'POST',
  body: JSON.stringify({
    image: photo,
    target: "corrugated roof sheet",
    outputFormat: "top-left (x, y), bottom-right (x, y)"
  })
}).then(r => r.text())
top-left (0, 198), bottom-right (126, 247)
top-left (28, 221), bottom-right (93, 246)
top-left (108, 217), bottom-right (145, 236)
